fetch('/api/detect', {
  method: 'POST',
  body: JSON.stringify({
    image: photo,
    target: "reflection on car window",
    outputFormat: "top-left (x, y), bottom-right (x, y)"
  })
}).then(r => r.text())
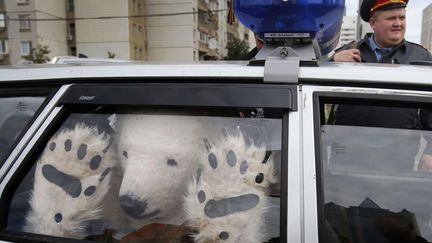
top-left (0, 97), bottom-right (45, 165)
top-left (321, 102), bottom-right (432, 243)
top-left (7, 107), bottom-right (282, 243)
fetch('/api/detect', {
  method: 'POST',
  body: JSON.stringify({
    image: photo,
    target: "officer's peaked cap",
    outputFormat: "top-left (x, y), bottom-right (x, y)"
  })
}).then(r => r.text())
top-left (360, 0), bottom-right (408, 22)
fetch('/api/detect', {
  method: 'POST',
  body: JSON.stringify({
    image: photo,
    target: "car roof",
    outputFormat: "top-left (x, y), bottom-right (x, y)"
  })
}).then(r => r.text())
top-left (0, 62), bottom-right (430, 87)
top-left (48, 56), bottom-right (133, 64)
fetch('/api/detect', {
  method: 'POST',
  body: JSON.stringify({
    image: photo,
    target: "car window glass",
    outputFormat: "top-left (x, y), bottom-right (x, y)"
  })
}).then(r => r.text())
top-left (0, 96), bottom-right (45, 166)
top-left (321, 101), bottom-right (432, 243)
top-left (6, 107), bottom-right (282, 243)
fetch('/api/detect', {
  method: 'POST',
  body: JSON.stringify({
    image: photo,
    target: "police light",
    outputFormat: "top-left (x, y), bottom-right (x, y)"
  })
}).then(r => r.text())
top-left (234, 0), bottom-right (345, 55)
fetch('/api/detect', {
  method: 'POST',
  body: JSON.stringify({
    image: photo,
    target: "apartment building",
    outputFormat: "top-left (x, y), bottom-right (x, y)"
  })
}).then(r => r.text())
top-left (336, 15), bottom-right (373, 50)
top-left (0, 0), bottom-right (8, 64)
top-left (145, 0), bottom-right (252, 62)
top-left (72, 0), bottom-right (146, 60)
top-left (1, 0), bottom-right (251, 64)
top-left (1, 0), bottom-right (67, 64)
top-left (337, 16), bottom-right (357, 49)
top-left (0, 0), bottom-right (145, 64)
top-left (421, 3), bottom-right (432, 52)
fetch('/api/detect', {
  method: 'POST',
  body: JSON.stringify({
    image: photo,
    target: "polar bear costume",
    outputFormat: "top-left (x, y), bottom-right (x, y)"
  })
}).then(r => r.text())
top-left (24, 112), bottom-right (277, 242)
top-left (24, 123), bottom-right (117, 238)
top-left (115, 113), bottom-right (208, 229)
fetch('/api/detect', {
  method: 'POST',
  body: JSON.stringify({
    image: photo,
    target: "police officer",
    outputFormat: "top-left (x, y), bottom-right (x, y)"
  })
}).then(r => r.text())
top-left (332, 0), bottom-right (432, 64)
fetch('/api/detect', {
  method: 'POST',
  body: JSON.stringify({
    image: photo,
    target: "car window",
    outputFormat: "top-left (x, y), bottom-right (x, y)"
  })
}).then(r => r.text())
top-left (0, 96), bottom-right (45, 165)
top-left (5, 106), bottom-right (282, 242)
top-left (319, 99), bottom-right (432, 243)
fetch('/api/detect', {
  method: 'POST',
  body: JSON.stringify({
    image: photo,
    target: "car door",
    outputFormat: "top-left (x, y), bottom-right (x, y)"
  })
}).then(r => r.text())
top-left (0, 81), bottom-right (294, 243)
top-left (304, 84), bottom-right (432, 243)
top-left (0, 83), bottom-right (65, 177)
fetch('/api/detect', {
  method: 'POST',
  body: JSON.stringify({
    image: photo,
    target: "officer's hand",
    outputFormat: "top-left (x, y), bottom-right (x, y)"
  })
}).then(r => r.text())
top-left (333, 49), bottom-right (361, 62)
top-left (420, 154), bottom-right (432, 172)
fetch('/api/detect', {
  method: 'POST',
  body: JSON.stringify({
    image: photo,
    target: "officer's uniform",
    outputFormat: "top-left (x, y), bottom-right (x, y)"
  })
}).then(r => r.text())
top-left (333, 33), bottom-right (432, 64)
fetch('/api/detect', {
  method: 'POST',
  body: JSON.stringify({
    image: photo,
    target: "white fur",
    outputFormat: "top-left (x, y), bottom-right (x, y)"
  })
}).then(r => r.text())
top-left (24, 123), bottom-right (117, 238)
top-left (184, 132), bottom-right (276, 243)
top-left (25, 115), bottom-right (278, 242)
top-left (116, 113), bottom-right (206, 228)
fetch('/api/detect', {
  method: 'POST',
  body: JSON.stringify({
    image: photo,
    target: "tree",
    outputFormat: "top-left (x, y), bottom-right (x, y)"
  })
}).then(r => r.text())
top-left (225, 37), bottom-right (249, 60)
top-left (107, 51), bottom-right (117, 59)
top-left (23, 45), bottom-right (51, 64)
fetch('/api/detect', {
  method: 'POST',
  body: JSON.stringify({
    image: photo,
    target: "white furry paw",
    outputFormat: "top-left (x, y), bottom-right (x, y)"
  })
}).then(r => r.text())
top-left (24, 123), bottom-right (117, 238)
top-left (184, 132), bottom-right (276, 243)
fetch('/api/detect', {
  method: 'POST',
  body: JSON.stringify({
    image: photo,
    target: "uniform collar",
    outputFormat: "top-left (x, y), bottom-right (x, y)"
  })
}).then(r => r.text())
top-left (368, 34), bottom-right (393, 53)
top-left (359, 33), bottom-right (407, 53)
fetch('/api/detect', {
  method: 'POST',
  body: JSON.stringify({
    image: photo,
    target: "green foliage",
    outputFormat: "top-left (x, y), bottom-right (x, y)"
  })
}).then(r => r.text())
top-left (107, 51), bottom-right (117, 59)
top-left (23, 45), bottom-right (51, 64)
top-left (225, 37), bottom-right (249, 60)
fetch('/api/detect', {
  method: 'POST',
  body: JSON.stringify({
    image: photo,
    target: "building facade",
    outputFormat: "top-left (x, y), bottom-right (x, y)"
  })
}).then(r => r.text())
top-left (0, 0), bottom-right (252, 64)
top-left (1, 0), bottom-right (67, 64)
top-left (0, 0), bottom-right (8, 64)
top-left (72, 0), bottom-right (146, 60)
top-left (336, 15), bottom-right (373, 50)
top-left (337, 16), bottom-right (357, 49)
top-left (421, 3), bottom-right (432, 52)
top-left (144, 0), bottom-right (252, 62)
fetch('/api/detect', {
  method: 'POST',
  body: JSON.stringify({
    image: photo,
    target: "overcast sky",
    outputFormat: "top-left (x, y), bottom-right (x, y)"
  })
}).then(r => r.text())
top-left (345, 0), bottom-right (431, 44)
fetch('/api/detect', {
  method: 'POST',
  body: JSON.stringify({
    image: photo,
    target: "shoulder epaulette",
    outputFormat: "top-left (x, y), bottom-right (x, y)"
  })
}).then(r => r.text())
top-left (406, 41), bottom-right (430, 52)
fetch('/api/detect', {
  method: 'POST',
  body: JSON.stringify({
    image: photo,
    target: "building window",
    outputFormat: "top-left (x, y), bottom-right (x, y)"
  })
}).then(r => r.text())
top-left (0, 39), bottom-right (7, 54)
top-left (193, 8), bottom-right (196, 22)
top-left (134, 46), bottom-right (142, 60)
top-left (19, 15), bottom-right (31, 30)
top-left (133, 0), bottom-right (141, 15)
top-left (198, 10), bottom-right (209, 23)
top-left (20, 41), bottom-right (31, 55)
top-left (68, 23), bottom-right (75, 39)
top-left (199, 31), bottom-right (208, 43)
top-left (16, 0), bottom-right (29, 5)
top-left (69, 46), bottom-right (76, 56)
top-left (67, 0), bottom-right (74, 12)
top-left (132, 23), bottom-right (138, 35)
top-left (0, 13), bottom-right (5, 28)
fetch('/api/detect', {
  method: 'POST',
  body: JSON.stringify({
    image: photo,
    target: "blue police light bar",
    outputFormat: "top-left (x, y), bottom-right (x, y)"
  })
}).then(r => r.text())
top-left (234, 0), bottom-right (345, 55)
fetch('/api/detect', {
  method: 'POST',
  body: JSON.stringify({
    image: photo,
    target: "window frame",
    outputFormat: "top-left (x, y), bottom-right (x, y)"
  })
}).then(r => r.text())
top-left (313, 90), bottom-right (432, 243)
top-left (0, 81), bottom-right (294, 243)
top-left (20, 41), bottom-right (31, 56)
top-left (18, 15), bottom-right (31, 30)
top-left (0, 13), bottom-right (5, 28)
top-left (67, 0), bottom-right (74, 12)
top-left (0, 39), bottom-right (7, 54)
top-left (16, 0), bottom-right (29, 5)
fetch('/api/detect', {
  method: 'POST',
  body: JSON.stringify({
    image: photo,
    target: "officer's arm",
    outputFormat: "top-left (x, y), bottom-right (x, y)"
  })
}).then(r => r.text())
top-left (332, 49), bottom-right (362, 62)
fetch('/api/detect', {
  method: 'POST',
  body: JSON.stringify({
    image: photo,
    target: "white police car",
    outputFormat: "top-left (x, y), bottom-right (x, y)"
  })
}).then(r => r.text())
top-left (0, 1), bottom-right (431, 243)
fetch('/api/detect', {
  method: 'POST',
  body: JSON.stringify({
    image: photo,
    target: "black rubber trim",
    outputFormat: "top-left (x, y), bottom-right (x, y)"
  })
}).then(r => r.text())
top-left (280, 112), bottom-right (289, 243)
top-left (59, 83), bottom-right (298, 111)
